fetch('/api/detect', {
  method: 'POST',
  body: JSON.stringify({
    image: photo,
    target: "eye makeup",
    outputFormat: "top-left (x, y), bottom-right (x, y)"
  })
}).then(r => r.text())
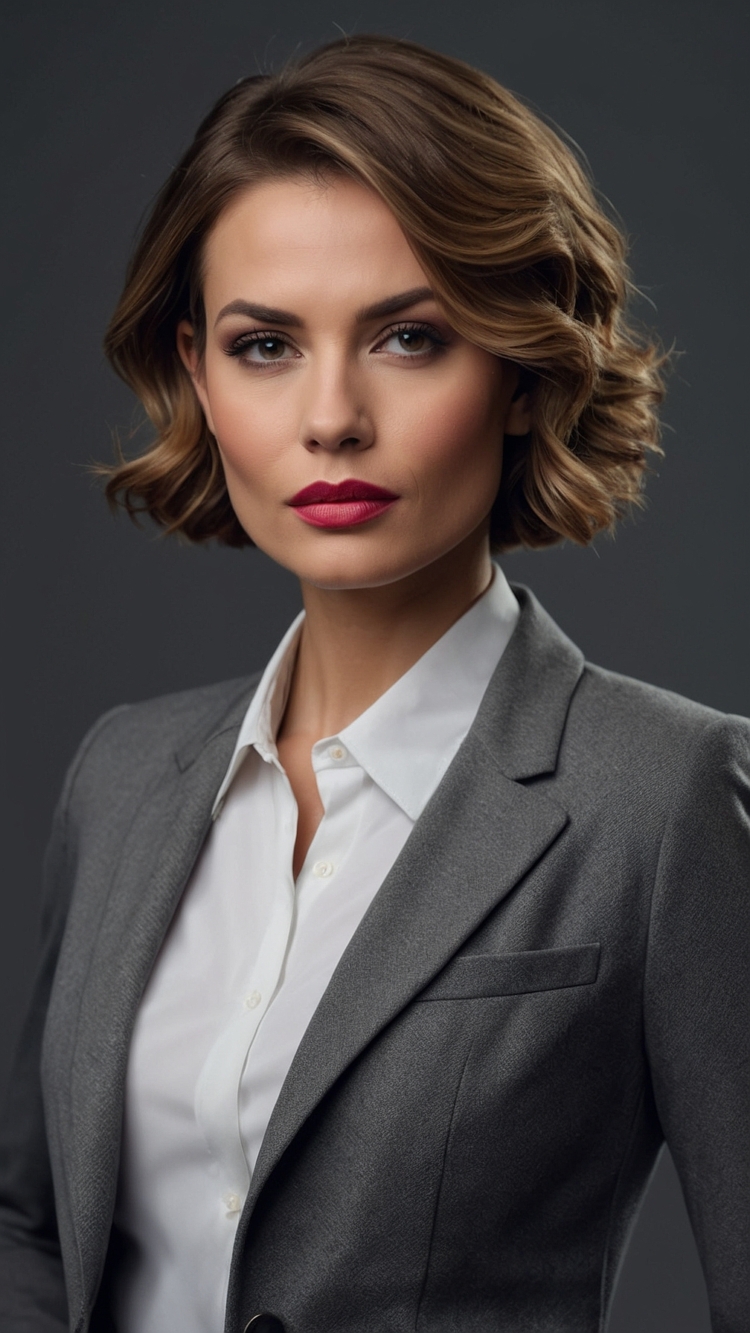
top-left (222, 319), bottom-right (450, 367)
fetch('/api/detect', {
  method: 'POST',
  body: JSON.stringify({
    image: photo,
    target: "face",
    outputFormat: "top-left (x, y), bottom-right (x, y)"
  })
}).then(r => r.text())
top-left (179, 175), bottom-right (530, 591)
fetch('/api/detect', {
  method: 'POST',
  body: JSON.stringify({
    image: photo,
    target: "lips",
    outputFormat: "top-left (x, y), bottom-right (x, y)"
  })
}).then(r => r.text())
top-left (289, 480), bottom-right (399, 505)
top-left (288, 479), bottom-right (399, 529)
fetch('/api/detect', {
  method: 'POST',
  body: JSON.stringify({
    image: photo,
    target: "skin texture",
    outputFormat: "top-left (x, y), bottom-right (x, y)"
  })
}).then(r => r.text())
top-left (178, 175), bottom-right (530, 872)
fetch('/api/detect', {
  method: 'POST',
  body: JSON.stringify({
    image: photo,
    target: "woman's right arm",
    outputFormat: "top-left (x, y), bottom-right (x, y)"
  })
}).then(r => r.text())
top-left (0, 708), bottom-right (128, 1333)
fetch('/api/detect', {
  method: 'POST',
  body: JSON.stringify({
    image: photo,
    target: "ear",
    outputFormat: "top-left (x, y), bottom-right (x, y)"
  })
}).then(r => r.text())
top-left (177, 320), bottom-right (216, 435)
top-left (504, 366), bottom-right (533, 437)
top-left (504, 389), bottom-right (532, 437)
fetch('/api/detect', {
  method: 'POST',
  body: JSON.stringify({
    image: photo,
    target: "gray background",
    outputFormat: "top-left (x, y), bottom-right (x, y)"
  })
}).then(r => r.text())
top-left (1, 1), bottom-right (748, 1327)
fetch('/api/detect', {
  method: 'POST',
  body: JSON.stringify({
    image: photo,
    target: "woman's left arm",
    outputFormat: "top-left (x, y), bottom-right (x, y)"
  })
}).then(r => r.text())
top-left (0, 706), bottom-right (129, 1332)
top-left (0, 786), bottom-right (73, 1331)
top-left (644, 713), bottom-right (750, 1333)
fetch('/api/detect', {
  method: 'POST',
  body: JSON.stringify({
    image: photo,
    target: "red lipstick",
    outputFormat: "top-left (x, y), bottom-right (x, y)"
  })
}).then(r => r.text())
top-left (288, 479), bottom-right (399, 529)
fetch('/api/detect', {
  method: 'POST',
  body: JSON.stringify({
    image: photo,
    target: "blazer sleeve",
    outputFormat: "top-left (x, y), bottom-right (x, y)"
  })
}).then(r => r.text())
top-left (0, 708), bottom-right (128, 1333)
top-left (644, 713), bottom-right (750, 1333)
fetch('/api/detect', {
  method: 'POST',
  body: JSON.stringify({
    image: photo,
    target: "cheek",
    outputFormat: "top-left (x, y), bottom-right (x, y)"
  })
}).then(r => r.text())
top-left (202, 369), bottom-right (291, 487)
top-left (401, 368), bottom-right (505, 499)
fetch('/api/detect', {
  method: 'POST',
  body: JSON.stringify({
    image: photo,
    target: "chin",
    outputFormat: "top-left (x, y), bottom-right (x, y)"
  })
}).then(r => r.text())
top-left (298, 552), bottom-right (423, 592)
top-left (265, 533), bottom-right (444, 592)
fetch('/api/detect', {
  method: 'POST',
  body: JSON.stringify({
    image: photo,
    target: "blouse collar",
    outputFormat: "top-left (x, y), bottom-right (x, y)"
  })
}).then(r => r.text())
top-left (212, 564), bottom-right (519, 822)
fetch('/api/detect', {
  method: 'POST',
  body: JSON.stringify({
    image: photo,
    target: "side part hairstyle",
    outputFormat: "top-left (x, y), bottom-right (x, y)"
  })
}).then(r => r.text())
top-left (103, 34), bottom-right (665, 550)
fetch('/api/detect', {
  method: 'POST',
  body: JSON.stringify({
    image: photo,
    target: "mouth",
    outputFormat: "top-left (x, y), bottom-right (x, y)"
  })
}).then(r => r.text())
top-left (287, 479), bottom-right (400, 529)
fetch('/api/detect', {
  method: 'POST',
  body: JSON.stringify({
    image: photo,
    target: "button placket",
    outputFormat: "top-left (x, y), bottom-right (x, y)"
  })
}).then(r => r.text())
top-left (299, 753), bottom-right (365, 890)
top-left (194, 872), bottom-right (295, 1196)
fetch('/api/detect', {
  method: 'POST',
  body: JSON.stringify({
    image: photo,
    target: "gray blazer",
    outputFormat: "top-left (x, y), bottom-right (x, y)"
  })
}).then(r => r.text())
top-left (0, 587), bottom-right (748, 1333)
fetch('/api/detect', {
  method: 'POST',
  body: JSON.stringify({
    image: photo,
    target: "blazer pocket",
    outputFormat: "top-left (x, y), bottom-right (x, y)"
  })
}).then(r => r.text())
top-left (417, 943), bottom-right (601, 1001)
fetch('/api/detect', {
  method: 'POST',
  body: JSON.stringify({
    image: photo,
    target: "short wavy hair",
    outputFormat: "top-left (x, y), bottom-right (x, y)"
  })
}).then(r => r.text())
top-left (102, 34), bottom-right (666, 551)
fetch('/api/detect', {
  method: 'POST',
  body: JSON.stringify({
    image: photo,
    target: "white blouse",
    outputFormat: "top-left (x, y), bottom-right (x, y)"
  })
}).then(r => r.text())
top-left (113, 566), bottom-right (520, 1333)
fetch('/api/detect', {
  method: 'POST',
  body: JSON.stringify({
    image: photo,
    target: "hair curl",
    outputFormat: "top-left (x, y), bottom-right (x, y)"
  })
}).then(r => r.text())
top-left (102, 34), bottom-right (666, 550)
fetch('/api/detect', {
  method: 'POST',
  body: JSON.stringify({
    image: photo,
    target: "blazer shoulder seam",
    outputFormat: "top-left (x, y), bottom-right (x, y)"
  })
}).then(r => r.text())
top-left (57, 704), bottom-right (134, 874)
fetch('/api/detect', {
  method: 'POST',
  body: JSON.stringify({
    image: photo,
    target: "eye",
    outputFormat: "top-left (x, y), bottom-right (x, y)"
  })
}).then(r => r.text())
top-left (374, 322), bottom-right (446, 358)
top-left (225, 332), bottom-right (300, 365)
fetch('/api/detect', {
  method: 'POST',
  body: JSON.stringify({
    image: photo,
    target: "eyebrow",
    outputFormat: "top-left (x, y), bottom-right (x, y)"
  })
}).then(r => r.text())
top-left (214, 286), bottom-right (436, 329)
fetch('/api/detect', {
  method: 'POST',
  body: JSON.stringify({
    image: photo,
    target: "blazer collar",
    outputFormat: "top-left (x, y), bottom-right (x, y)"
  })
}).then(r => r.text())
top-left (472, 583), bottom-right (584, 780)
top-left (174, 673), bottom-right (262, 773)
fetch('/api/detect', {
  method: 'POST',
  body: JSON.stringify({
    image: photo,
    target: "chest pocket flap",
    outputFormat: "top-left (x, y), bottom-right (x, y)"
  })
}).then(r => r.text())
top-left (418, 943), bottom-right (601, 1001)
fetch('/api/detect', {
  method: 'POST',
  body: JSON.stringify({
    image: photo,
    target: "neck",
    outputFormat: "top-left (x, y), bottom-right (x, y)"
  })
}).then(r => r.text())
top-left (278, 530), bottom-right (494, 743)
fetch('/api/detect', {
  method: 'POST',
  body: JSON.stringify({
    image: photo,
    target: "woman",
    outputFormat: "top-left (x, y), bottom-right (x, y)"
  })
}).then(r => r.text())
top-left (0, 32), bottom-right (747, 1333)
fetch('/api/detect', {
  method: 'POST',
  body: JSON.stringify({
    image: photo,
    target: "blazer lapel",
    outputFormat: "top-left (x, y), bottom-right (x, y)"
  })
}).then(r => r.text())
top-left (245, 586), bottom-right (584, 1211)
top-left (57, 683), bottom-right (256, 1320)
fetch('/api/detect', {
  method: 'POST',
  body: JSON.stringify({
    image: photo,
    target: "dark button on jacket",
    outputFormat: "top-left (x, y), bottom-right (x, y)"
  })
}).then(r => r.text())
top-left (243, 1315), bottom-right (285, 1333)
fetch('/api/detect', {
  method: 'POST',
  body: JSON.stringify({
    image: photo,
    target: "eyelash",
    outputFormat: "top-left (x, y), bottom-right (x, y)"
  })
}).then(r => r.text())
top-left (224, 320), bottom-right (448, 364)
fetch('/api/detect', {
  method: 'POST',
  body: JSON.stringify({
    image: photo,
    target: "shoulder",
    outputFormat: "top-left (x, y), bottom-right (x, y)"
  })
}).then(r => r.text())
top-left (61, 673), bottom-right (260, 823)
top-left (564, 658), bottom-right (750, 795)
top-left (574, 658), bottom-right (749, 739)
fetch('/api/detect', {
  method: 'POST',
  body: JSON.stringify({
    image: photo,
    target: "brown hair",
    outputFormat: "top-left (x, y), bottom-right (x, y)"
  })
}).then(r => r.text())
top-left (102, 33), bottom-right (666, 550)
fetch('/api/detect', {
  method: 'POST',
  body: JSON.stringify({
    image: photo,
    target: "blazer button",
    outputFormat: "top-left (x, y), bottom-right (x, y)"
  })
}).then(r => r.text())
top-left (243, 1316), bottom-right (285, 1333)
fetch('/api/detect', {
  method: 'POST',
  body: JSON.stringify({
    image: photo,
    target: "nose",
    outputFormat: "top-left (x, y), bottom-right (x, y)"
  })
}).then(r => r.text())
top-left (298, 357), bottom-right (374, 454)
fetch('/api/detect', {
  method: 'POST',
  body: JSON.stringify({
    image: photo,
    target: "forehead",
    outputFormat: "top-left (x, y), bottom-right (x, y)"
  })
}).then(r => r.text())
top-left (200, 175), bottom-right (429, 314)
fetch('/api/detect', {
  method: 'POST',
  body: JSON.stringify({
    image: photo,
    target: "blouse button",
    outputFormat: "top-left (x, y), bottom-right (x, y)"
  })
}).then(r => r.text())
top-left (327, 744), bottom-right (347, 761)
top-left (312, 860), bottom-right (334, 878)
top-left (244, 990), bottom-right (262, 1009)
